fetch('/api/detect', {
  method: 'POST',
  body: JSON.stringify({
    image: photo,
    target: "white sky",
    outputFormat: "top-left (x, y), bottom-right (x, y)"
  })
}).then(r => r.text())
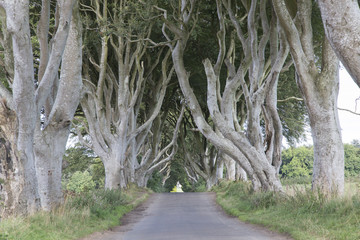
top-left (338, 67), bottom-right (360, 144)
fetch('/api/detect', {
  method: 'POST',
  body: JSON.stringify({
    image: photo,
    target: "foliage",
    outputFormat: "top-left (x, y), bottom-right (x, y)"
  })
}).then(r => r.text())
top-left (277, 65), bottom-right (308, 145)
top-left (147, 171), bottom-right (167, 193)
top-left (214, 181), bottom-right (360, 240)
top-left (0, 186), bottom-right (150, 240)
top-left (344, 143), bottom-right (360, 177)
top-left (280, 146), bottom-right (314, 178)
top-left (66, 171), bottom-right (96, 194)
top-left (62, 146), bottom-right (105, 188)
top-left (280, 142), bottom-right (360, 179)
top-left (63, 146), bottom-right (96, 175)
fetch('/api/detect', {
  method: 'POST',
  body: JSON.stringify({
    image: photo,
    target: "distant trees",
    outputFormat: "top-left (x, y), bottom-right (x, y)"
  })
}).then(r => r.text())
top-left (281, 141), bottom-right (360, 179)
top-left (281, 146), bottom-right (314, 178)
top-left (344, 143), bottom-right (360, 177)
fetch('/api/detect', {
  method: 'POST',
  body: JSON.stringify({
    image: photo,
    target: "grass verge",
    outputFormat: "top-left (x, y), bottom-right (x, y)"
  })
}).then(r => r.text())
top-left (213, 181), bottom-right (360, 240)
top-left (0, 184), bottom-right (151, 240)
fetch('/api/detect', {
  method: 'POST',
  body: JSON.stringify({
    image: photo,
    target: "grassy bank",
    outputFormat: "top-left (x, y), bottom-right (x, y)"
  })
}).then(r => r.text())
top-left (213, 181), bottom-right (360, 240)
top-left (0, 185), bottom-right (150, 240)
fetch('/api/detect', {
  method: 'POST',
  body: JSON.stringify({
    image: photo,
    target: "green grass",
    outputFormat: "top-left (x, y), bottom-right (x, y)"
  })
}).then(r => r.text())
top-left (0, 185), bottom-right (151, 240)
top-left (213, 181), bottom-right (360, 240)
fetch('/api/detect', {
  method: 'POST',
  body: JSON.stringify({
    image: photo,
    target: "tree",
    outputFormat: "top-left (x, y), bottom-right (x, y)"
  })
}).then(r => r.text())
top-left (272, 0), bottom-right (344, 196)
top-left (156, 0), bottom-right (288, 191)
top-left (179, 113), bottom-right (221, 190)
top-left (0, 0), bottom-right (81, 214)
top-left (34, 1), bottom-right (82, 211)
top-left (344, 143), bottom-right (360, 177)
top-left (78, 0), bottom-right (175, 189)
top-left (317, 0), bottom-right (360, 88)
top-left (133, 101), bottom-right (185, 187)
top-left (281, 146), bottom-right (314, 178)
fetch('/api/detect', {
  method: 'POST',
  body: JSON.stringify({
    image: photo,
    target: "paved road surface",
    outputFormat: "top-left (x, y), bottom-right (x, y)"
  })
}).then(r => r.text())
top-left (80, 192), bottom-right (292, 240)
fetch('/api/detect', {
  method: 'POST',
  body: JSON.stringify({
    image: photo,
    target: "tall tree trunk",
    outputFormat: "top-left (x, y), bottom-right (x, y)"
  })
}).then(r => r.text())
top-left (236, 163), bottom-right (248, 181)
top-left (307, 70), bottom-right (344, 195)
top-left (2, 0), bottom-right (40, 215)
top-left (34, 4), bottom-right (82, 210)
top-left (272, 0), bottom-right (345, 195)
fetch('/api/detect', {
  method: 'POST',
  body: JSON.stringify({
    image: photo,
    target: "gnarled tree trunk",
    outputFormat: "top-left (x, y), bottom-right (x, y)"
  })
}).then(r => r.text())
top-left (272, 0), bottom-right (344, 195)
top-left (34, 2), bottom-right (82, 211)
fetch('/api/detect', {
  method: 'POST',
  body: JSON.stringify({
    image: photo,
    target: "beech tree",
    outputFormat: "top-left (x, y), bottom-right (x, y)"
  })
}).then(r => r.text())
top-left (34, 1), bottom-right (82, 211)
top-left (272, 0), bottom-right (344, 195)
top-left (155, 0), bottom-right (290, 191)
top-left (134, 102), bottom-right (185, 187)
top-left (78, 0), bottom-right (176, 189)
top-left (0, 0), bottom-right (80, 215)
top-left (180, 123), bottom-right (221, 190)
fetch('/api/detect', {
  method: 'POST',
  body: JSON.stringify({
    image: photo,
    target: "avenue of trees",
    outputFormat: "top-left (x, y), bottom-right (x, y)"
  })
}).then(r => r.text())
top-left (0, 0), bottom-right (359, 217)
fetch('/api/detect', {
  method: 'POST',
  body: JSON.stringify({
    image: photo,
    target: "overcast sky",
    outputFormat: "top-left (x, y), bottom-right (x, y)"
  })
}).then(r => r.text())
top-left (337, 67), bottom-right (360, 144)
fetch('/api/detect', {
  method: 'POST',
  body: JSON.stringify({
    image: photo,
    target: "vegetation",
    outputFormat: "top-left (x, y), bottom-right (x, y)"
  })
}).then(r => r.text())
top-left (0, 0), bottom-right (359, 226)
top-left (281, 141), bottom-right (360, 179)
top-left (0, 185), bottom-right (150, 240)
top-left (214, 181), bottom-right (360, 240)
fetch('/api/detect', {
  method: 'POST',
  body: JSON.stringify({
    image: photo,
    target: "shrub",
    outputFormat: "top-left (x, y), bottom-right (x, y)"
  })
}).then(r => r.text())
top-left (66, 171), bottom-right (96, 194)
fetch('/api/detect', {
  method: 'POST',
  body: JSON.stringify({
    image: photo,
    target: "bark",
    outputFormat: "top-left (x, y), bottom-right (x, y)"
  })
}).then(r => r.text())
top-left (236, 163), bottom-right (247, 181)
top-left (0, 0), bottom-right (40, 215)
top-left (34, 1), bottom-right (81, 211)
top-left (0, 108), bottom-right (38, 217)
top-left (317, 0), bottom-right (360, 88)
top-left (272, 0), bottom-right (344, 195)
top-left (223, 155), bottom-right (236, 180)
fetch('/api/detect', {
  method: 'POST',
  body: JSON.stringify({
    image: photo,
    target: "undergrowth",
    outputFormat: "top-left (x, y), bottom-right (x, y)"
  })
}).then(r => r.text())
top-left (213, 181), bottom-right (360, 240)
top-left (0, 184), bottom-right (150, 240)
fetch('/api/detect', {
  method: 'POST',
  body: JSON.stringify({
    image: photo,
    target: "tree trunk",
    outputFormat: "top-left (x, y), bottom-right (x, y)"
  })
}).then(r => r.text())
top-left (223, 155), bottom-right (236, 180)
top-left (34, 127), bottom-right (68, 210)
top-left (103, 154), bottom-right (122, 189)
top-left (206, 171), bottom-right (218, 190)
top-left (272, 0), bottom-right (345, 196)
top-left (317, 0), bottom-right (360, 87)
top-left (2, 0), bottom-right (40, 215)
top-left (0, 115), bottom-right (39, 217)
top-left (236, 163), bottom-right (247, 181)
top-left (308, 72), bottom-right (344, 195)
top-left (34, 4), bottom-right (82, 210)
top-left (217, 160), bottom-right (224, 180)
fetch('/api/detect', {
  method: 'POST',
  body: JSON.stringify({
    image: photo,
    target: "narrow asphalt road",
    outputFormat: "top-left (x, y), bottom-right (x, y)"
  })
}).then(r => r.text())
top-left (80, 192), bottom-right (292, 240)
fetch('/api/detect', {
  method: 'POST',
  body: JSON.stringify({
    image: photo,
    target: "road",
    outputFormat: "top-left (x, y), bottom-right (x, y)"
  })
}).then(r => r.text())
top-left (80, 192), bottom-right (292, 240)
